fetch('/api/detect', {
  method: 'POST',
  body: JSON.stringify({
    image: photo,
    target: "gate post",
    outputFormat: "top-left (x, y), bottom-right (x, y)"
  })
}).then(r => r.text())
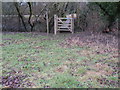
top-left (54, 15), bottom-right (57, 35)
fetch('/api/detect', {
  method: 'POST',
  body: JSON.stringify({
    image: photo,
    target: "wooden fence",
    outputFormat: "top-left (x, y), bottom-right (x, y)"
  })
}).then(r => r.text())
top-left (54, 15), bottom-right (74, 35)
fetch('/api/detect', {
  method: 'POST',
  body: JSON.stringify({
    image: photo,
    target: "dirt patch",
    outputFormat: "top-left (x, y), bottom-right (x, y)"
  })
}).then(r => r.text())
top-left (32, 46), bottom-right (44, 49)
top-left (0, 44), bottom-right (5, 46)
top-left (13, 39), bottom-right (30, 44)
top-left (55, 65), bottom-right (68, 73)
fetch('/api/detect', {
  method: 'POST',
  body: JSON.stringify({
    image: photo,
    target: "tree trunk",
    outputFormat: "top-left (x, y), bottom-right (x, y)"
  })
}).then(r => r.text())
top-left (14, 2), bottom-right (27, 32)
top-left (27, 2), bottom-right (34, 32)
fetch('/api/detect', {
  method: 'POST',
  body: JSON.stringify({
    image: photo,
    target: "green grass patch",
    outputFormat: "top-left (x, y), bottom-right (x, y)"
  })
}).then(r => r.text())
top-left (2, 32), bottom-right (118, 88)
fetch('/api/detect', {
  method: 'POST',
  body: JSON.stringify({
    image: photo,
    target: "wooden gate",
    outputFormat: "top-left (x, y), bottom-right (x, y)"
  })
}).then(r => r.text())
top-left (54, 15), bottom-right (74, 35)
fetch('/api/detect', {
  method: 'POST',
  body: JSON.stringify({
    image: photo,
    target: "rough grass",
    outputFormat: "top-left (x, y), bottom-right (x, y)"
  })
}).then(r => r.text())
top-left (1, 32), bottom-right (119, 88)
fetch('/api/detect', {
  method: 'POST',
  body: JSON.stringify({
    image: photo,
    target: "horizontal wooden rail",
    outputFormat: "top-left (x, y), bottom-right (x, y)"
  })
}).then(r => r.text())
top-left (58, 21), bottom-right (71, 24)
top-left (58, 27), bottom-right (70, 29)
top-left (58, 24), bottom-right (71, 26)
top-left (57, 29), bottom-right (72, 31)
top-left (57, 18), bottom-right (73, 19)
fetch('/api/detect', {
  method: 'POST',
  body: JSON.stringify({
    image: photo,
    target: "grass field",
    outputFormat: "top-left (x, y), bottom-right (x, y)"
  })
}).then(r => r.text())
top-left (1, 32), bottom-right (119, 88)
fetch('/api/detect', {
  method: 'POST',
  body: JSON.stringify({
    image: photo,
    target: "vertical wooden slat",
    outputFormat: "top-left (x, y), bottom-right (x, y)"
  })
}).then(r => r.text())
top-left (71, 19), bottom-right (72, 33)
top-left (72, 18), bottom-right (74, 34)
top-left (56, 15), bottom-right (58, 33)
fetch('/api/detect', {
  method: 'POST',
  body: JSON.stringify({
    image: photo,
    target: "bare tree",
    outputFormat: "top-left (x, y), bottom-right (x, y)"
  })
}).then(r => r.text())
top-left (14, 2), bottom-right (27, 31)
top-left (27, 2), bottom-right (34, 32)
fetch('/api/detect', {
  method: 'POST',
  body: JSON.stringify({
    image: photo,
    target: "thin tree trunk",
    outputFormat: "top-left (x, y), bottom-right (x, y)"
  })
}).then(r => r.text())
top-left (27, 2), bottom-right (34, 32)
top-left (14, 2), bottom-right (27, 31)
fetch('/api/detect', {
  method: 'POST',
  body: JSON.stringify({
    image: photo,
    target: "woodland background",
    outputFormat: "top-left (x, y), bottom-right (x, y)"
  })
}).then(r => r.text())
top-left (2, 2), bottom-right (119, 34)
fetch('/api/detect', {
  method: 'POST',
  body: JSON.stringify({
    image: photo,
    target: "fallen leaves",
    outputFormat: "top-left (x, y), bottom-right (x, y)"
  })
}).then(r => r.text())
top-left (97, 77), bottom-right (118, 87)
top-left (2, 32), bottom-right (119, 88)
top-left (2, 71), bottom-right (28, 88)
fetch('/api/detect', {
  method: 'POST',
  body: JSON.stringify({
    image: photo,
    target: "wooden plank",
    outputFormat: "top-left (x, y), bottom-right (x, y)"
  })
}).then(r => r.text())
top-left (58, 27), bottom-right (72, 30)
top-left (57, 18), bottom-right (73, 19)
top-left (72, 19), bottom-right (74, 34)
top-left (71, 18), bottom-right (73, 34)
top-left (57, 29), bottom-right (72, 31)
top-left (58, 27), bottom-right (71, 29)
top-left (58, 24), bottom-right (71, 26)
top-left (58, 18), bottom-right (63, 23)
top-left (58, 21), bottom-right (71, 24)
